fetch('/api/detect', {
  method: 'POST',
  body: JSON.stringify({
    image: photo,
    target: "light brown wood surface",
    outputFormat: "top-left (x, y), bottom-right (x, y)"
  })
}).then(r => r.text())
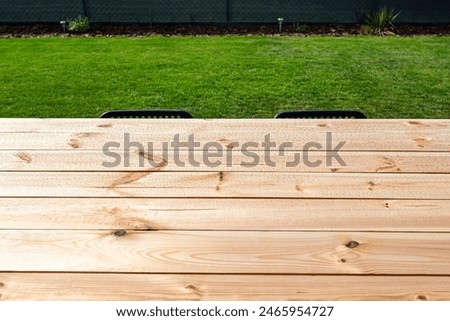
top-left (1, 119), bottom-right (449, 300)
top-left (2, 230), bottom-right (450, 274)
top-left (1, 132), bottom-right (448, 151)
top-left (1, 151), bottom-right (449, 173)
top-left (0, 119), bottom-right (448, 151)
top-left (1, 118), bottom-right (448, 131)
top-left (1, 172), bottom-right (449, 199)
top-left (1, 273), bottom-right (449, 301)
top-left (1, 198), bottom-right (449, 231)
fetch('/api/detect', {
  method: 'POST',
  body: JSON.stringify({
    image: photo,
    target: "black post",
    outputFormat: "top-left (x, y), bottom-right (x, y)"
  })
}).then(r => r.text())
top-left (82, 0), bottom-right (88, 17)
top-left (225, 0), bottom-right (231, 23)
top-left (148, 0), bottom-right (153, 24)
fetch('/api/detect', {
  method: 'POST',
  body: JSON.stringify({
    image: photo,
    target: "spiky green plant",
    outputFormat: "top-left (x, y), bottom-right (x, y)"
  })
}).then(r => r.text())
top-left (365, 7), bottom-right (400, 35)
top-left (293, 23), bottom-right (309, 33)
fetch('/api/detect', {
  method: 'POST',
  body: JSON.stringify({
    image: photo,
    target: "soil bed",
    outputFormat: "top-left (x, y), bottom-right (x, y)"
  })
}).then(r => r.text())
top-left (1, 23), bottom-right (449, 38)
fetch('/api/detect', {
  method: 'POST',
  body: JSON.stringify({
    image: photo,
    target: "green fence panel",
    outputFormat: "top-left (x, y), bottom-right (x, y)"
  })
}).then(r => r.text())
top-left (0, 0), bottom-right (448, 24)
top-left (228, 0), bottom-right (374, 23)
top-left (0, 0), bottom-right (83, 23)
top-left (385, 0), bottom-right (450, 24)
top-left (87, 0), bottom-right (226, 23)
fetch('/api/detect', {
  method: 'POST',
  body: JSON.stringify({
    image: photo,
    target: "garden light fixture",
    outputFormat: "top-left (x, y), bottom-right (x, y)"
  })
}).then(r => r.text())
top-left (278, 17), bottom-right (284, 32)
top-left (60, 20), bottom-right (67, 33)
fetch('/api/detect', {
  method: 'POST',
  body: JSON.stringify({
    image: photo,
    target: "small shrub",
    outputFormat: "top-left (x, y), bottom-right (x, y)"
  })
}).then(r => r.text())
top-left (293, 23), bottom-right (309, 33)
top-left (68, 16), bottom-right (90, 33)
top-left (365, 7), bottom-right (400, 35)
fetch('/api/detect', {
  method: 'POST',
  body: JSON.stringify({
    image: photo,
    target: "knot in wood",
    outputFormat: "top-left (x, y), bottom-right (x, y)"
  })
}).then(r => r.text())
top-left (345, 241), bottom-right (359, 249)
top-left (114, 230), bottom-right (127, 237)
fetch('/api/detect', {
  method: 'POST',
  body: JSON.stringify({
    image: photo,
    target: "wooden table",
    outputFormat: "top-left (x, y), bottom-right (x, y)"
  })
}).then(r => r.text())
top-left (0, 119), bottom-right (449, 300)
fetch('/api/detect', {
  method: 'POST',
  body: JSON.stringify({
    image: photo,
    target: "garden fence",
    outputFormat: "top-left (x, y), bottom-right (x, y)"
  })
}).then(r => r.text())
top-left (0, 0), bottom-right (448, 24)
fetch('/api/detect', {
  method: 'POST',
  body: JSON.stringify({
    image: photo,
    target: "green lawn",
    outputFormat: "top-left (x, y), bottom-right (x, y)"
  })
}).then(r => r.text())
top-left (0, 36), bottom-right (449, 118)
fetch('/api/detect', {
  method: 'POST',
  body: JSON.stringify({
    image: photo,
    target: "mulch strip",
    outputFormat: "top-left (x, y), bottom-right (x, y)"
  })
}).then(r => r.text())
top-left (1, 23), bottom-right (449, 38)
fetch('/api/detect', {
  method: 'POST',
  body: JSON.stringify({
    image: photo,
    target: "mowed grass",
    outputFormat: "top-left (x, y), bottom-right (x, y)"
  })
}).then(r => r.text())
top-left (0, 36), bottom-right (449, 118)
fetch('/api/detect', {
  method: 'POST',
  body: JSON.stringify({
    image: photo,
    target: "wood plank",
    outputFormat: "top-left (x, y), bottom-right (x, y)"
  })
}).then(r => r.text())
top-left (1, 151), bottom-right (449, 173)
top-left (0, 118), bottom-right (449, 133)
top-left (1, 131), bottom-right (447, 151)
top-left (1, 172), bottom-right (449, 199)
top-left (0, 118), bottom-right (448, 152)
top-left (1, 198), bottom-right (449, 232)
top-left (2, 230), bottom-right (450, 274)
top-left (1, 273), bottom-right (449, 301)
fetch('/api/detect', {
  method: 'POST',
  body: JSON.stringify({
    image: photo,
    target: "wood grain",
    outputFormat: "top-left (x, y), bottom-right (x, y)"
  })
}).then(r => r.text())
top-left (1, 198), bottom-right (449, 231)
top-left (1, 131), bottom-right (447, 151)
top-left (1, 273), bottom-right (449, 301)
top-left (0, 118), bottom-right (448, 152)
top-left (1, 172), bottom-right (449, 199)
top-left (0, 118), bottom-right (448, 133)
top-left (1, 150), bottom-right (449, 173)
top-left (2, 230), bottom-right (450, 274)
top-left (1, 119), bottom-right (448, 301)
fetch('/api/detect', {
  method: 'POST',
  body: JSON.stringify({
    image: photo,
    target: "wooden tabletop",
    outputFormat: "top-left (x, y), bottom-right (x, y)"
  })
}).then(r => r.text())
top-left (0, 118), bottom-right (449, 300)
